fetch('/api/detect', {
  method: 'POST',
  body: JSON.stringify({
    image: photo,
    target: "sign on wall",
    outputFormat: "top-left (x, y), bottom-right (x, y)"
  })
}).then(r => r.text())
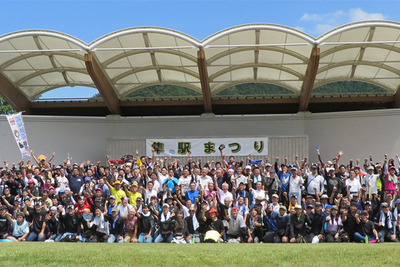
top-left (146, 137), bottom-right (268, 156)
top-left (6, 112), bottom-right (31, 158)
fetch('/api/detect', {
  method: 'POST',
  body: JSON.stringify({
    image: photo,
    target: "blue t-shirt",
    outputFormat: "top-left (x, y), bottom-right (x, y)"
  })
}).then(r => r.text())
top-left (12, 220), bottom-right (29, 237)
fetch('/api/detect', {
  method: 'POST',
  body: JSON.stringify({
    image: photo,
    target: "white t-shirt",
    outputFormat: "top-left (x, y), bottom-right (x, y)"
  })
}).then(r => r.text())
top-left (179, 176), bottom-right (191, 193)
top-left (365, 174), bottom-right (379, 194)
top-left (219, 190), bottom-right (233, 204)
top-left (289, 175), bottom-right (304, 193)
top-left (345, 178), bottom-right (361, 197)
top-left (199, 175), bottom-right (213, 190)
top-left (306, 173), bottom-right (324, 194)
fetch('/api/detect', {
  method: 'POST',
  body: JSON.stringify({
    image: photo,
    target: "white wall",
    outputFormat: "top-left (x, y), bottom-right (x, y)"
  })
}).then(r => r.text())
top-left (0, 108), bottom-right (399, 166)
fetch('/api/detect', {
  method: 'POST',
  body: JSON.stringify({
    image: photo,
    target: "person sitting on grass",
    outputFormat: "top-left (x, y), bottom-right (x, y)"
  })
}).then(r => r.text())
top-left (289, 205), bottom-right (312, 243)
top-left (123, 208), bottom-right (138, 243)
top-left (374, 202), bottom-right (398, 242)
top-left (354, 210), bottom-right (380, 243)
top-left (89, 207), bottom-right (109, 242)
top-left (324, 205), bottom-right (343, 242)
top-left (0, 205), bottom-right (11, 240)
top-left (24, 200), bottom-right (47, 242)
top-left (6, 212), bottom-right (29, 242)
top-left (107, 207), bottom-right (124, 243)
top-left (56, 205), bottom-right (82, 242)
top-left (137, 204), bottom-right (153, 243)
top-left (171, 210), bottom-right (187, 243)
top-left (226, 206), bottom-right (246, 243)
top-left (246, 207), bottom-right (263, 243)
top-left (155, 203), bottom-right (175, 243)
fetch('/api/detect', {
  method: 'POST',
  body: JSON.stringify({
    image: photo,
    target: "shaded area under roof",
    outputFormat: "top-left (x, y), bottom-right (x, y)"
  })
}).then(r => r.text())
top-left (0, 21), bottom-right (400, 116)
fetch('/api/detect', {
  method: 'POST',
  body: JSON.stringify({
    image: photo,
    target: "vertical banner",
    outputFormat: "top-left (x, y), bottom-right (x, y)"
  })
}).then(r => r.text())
top-left (6, 112), bottom-right (31, 158)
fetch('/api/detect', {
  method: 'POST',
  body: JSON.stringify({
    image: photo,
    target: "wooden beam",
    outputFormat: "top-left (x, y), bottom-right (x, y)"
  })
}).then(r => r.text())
top-left (30, 101), bottom-right (106, 109)
top-left (310, 95), bottom-right (393, 103)
top-left (0, 72), bottom-right (31, 113)
top-left (120, 99), bottom-right (203, 107)
top-left (85, 53), bottom-right (121, 114)
top-left (213, 97), bottom-right (299, 105)
top-left (299, 47), bottom-right (320, 111)
top-left (197, 50), bottom-right (213, 113)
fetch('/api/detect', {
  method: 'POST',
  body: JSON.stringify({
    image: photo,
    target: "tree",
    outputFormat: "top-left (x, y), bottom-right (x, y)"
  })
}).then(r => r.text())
top-left (0, 97), bottom-right (14, 114)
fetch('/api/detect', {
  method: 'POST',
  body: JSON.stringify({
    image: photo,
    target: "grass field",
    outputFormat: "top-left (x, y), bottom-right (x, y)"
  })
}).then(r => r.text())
top-left (0, 242), bottom-right (398, 266)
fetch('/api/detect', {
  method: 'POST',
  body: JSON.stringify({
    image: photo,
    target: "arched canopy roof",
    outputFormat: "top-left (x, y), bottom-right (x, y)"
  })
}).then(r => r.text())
top-left (0, 21), bottom-right (400, 116)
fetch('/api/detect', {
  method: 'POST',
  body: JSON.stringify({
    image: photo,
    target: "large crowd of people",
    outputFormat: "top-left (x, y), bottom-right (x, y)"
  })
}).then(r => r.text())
top-left (0, 148), bottom-right (399, 244)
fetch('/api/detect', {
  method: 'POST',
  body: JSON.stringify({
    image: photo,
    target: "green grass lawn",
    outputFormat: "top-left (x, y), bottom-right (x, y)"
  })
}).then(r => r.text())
top-left (0, 242), bottom-right (397, 266)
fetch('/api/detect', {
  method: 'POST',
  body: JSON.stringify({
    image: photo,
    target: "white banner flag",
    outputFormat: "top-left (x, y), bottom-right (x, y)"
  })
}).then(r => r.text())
top-left (6, 112), bottom-right (31, 158)
top-left (146, 137), bottom-right (268, 157)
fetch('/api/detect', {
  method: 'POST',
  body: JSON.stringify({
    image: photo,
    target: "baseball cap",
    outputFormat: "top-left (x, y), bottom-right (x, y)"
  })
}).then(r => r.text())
top-left (295, 205), bottom-right (302, 209)
top-left (291, 167), bottom-right (297, 171)
top-left (367, 166), bottom-right (374, 170)
top-left (361, 210), bottom-right (369, 216)
top-left (111, 207), bottom-right (119, 212)
top-left (272, 194), bottom-right (279, 199)
top-left (314, 202), bottom-right (322, 207)
top-left (231, 206), bottom-right (239, 211)
top-left (311, 163), bottom-right (318, 169)
top-left (0, 205), bottom-right (7, 210)
top-left (85, 177), bottom-right (91, 182)
top-left (34, 201), bottom-right (42, 206)
top-left (95, 187), bottom-right (102, 192)
top-left (95, 197), bottom-right (102, 202)
top-left (321, 194), bottom-right (329, 199)
top-left (331, 205), bottom-right (339, 210)
top-left (109, 195), bottom-right (116, 200)
top-left (245, 165), bottom-right (251, 170)
top-left (67, 205), bottom-right (74, 210)
top-left (28, 179), bottom-right (34, 184)
top-left (162, 203), bottom-right (169, 208)
top-left (265, 163), bottom-right (272, 167)
top-left (131, 181), bottom-right (138, 187)
top-left (114, 180), bottom-right (121, 185)
top-left (50, 206), bottom-right (58, 211)
top-left (325, 205), bottom-right (332, 209)
top-left (396, 199), bottom-right (400, 204)
top-left (381, 202), bottom-right (389, 208)
top-left (279, 206), bottom-right (287, 211)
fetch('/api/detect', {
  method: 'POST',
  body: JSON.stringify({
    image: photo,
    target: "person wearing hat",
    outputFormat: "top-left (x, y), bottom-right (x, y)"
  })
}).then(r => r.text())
top-left (274, 206), bottom-right (289, 243)
top-left (383, 165), bottom-right (398, 195)
top-left (345, 169), bottom-right (362, 199)
top-left (105, 195), bottom-right (118, 216)
top-left (203, 208), bottom-right (224, 243)
top-left (67, 167), bottom-right (84, 195)
top-left (24, 200), bottom-right (47, 241)
top-left (264, 169), bottom-right (281, 202)
top-left (55, 205), bottom-right (82, 242)
top-left (24, 178), bottom-right (40, 198)
top-left (305, 163), bottom-right (324, 199)
top-left (246, 207), bottom-right (263, 243)
top-left (155, 204), bottom-right (175, 243)
top-left (365, 166), bottom-right (379, 199)
top-left (307, 202), bottom-right (325, 243)
top-left (354, 210), bottom-right (380, 243)
top-left (123, 181), bottom-right (142, 207)
top-left (103, 178), bottom-right (126, 204)
top-left (287, 167), bottom-right (303, 205)
top-left (105, 206), bottom-right (124, 243)
top-left (94, 177), bottom-right (110, 199)
top-left (289, 205), bottom-right (311, 243)
top-left (275, 157), bottom-right (290, 205)
top-left (324, 205), bottom-right (344, 242)
top-left (288, 193), bottom-right (299, 212)
top-left (324, 167), bottom-right (343, 199)
top-left (374, 202), bottom-right (398, 242)
top-left (270, 194), bottom-right (281, 214)
top-left (0, 205), bottom-right (11, 239)
top-left (342, 201), bottom-right (360, 241)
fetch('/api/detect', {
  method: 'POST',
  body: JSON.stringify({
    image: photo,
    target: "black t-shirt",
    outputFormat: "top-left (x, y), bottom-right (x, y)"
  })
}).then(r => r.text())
top-left (28, 208), bottom-right (47, 234)
top-left (207, 218), bottom-right (224, 234)
top-left (359, 220), bottom-right (375, 236)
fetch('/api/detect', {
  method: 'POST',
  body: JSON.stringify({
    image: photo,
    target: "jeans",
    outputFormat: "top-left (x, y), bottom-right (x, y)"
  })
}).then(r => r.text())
top-left (154, 233), bottom-right (173, 243)
top-left (353, 232), bottom-right (382, 243)
top-left (138, 233), bottom-right (153, 243)
top-left (107, 234), bottom-right (124, 243)
top-left (26, 232), bottom-right (46, 242)
top-left (55, 232), bottom-right (79, 242)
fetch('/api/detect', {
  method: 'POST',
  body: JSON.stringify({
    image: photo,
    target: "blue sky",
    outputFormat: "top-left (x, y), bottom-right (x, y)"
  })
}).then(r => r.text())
top-left (1, 0), bottom-right (399, 98)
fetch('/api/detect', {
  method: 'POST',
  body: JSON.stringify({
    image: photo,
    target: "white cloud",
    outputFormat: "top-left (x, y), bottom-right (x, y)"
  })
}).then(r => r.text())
top-left (296, 8), bottom-right (386, 36)
top-left (349, 8), bottom-right (385, 21)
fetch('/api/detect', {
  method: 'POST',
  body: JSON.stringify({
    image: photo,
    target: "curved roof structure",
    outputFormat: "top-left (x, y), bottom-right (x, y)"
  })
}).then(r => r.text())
top-left (0, 21), bottom-right (400, 116)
